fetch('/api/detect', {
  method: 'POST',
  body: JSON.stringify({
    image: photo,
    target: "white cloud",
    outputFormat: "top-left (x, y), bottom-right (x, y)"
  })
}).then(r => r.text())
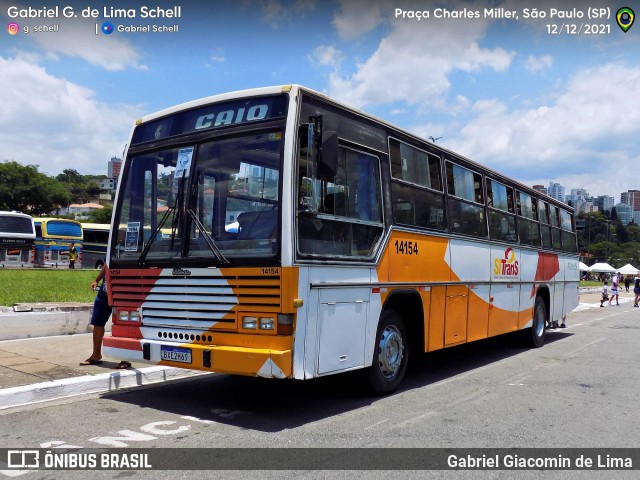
top-left (0, 1), bottom-right (146, 71)
top-left (332, 0), bottom-right (390, 39)
top-left (0, 56), bottom-right (141, 176)
top-left (309, 45), bottom-right (344, 68)
top-left (327, 2), bottom-right (514, 109)
top-left (446, 63), bottom-right (640, 199)
top-left (525, 55), bottom-right (553, 72)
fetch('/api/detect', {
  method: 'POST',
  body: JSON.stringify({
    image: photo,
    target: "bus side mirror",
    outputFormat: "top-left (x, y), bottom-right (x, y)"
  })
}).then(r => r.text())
top-left (318, 131), bottom-right (338, 178)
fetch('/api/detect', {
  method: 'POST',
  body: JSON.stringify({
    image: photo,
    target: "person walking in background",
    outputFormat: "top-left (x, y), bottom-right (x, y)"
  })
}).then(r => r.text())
top-left (634, 274), bottom-right (640, 308)
top-left (600, 281), bottom-right (609, 307)
top-left (68, 243), bottom-right (78, 269)
top-left (79, 263), bottom-right (131, 369)
top-left (608, 272), bottom-right (620, 306)
top-left (624, 275), bottom-right (631, 293)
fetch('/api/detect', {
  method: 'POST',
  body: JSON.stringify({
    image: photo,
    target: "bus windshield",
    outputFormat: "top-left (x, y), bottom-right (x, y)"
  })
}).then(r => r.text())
top-left (112, 130), bottom-right (282, 266)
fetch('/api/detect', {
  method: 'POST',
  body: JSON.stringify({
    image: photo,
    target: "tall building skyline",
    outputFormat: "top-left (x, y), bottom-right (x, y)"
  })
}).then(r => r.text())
top-left (107, 157), bottom-right (122, 179)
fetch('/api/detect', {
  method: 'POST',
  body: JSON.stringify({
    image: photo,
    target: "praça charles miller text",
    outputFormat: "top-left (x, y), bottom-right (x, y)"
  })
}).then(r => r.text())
top-left (394, 7), bottom-right (610, 21)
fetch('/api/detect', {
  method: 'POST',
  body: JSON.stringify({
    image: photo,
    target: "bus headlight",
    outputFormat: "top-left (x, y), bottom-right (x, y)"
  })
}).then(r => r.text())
top-left (242, 316), bottom-right (258, 329)
top-left (117, 309), bottom-right (141, 323)
top-left (259, 316), bottom-right (275, 330)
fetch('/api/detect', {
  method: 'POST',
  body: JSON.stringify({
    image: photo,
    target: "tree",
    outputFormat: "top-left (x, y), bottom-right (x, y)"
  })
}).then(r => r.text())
top-left (87, 204), bottom-right (113, 224)
top-left (615, 220), bottom-right (629, 244)
top-left (0, 161), bottom-right (67, 214)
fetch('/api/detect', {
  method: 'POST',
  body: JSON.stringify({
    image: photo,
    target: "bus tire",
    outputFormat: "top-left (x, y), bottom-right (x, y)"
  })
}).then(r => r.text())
top-left (527, 296), bottom-right (547, 348)
top-left (368, 310), bottom-right (408, 395)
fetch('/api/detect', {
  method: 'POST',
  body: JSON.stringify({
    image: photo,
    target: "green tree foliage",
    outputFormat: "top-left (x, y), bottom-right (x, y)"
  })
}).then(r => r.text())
top-left (87, 204), bottom-right (113, 224)
top-left (0, 161), bottom-right (67, 214)
top-left (56, 169), bottom-right (106, 205)
top-left (579, 211), bottom-right (640, 267)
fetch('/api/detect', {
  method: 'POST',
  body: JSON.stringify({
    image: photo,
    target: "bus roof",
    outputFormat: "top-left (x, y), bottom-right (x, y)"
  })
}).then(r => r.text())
top-left (0, 210), bottom-right (33, 218)
top-left (81, 223), bottom-right (110, 230)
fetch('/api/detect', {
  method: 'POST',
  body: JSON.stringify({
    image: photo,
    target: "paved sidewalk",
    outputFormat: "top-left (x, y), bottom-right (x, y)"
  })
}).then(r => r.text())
top-left (0, 333), bottom-right (207, 410)
top-left (0, 290), bottom-right (636, 410)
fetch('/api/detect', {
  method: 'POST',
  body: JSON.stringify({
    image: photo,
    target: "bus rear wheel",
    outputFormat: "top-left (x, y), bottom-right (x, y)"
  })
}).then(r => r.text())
top-left (527, 296), bottom-right (547, 348)
top-left (368, 310), bottom-right (408, 395)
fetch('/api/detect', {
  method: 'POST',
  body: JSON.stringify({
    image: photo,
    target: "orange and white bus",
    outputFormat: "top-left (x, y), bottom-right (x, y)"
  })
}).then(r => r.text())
top-left (104, 85), bottom-right (579, 393)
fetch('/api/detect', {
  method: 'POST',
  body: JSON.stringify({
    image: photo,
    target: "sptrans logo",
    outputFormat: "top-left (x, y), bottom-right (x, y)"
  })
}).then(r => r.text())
top-left (494, 247), bottom-right (519, 279)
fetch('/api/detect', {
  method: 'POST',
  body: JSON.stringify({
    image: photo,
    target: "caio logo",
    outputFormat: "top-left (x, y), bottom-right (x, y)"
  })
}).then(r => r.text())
top-left (494, 247), bottom-right (519, 277)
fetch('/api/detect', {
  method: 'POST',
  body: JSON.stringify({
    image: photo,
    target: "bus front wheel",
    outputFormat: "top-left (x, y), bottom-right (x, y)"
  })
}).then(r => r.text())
top-left (368, 310), bottom-right (408, 395)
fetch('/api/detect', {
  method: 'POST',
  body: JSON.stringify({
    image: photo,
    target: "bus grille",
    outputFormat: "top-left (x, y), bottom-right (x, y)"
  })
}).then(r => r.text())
top-left (110, 270), bottom-right (281, 330)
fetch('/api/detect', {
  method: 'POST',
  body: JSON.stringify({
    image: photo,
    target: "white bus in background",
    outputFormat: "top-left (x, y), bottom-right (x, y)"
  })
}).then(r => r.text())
top-left (0, 211), bottom-right (36, 268)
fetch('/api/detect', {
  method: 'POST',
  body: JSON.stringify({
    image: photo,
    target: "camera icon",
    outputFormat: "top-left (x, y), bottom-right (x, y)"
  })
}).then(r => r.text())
top-left (7, 22), bottom-right (20, 35)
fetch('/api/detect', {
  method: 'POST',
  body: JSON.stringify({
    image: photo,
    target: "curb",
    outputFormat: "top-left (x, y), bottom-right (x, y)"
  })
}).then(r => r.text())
top-left (0, 366), bottom-right (210, 410)
top-left (0, 308), bottom-right (105, 341)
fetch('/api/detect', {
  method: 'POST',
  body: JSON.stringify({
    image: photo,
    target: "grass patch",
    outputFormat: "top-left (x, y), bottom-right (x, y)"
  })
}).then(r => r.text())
top-left (0, 269), bottom-right (602, 307)
top-left (0, 269), bottom-right (98, 306)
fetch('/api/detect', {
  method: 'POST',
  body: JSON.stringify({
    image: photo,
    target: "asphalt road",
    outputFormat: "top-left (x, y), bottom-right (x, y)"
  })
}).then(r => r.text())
top-left (1, 301), bottom-right (639, 479)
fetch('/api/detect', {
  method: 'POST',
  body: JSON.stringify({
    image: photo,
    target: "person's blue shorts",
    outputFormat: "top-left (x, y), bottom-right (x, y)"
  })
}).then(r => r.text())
top-left (90, 290), bottom-right (112, 327)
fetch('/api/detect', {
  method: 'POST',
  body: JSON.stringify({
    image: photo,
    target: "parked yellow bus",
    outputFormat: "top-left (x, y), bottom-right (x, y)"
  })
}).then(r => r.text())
top-left (104, 85), bottom-right (578, 393)
top-left (33, 218), bottom-right (83, 268)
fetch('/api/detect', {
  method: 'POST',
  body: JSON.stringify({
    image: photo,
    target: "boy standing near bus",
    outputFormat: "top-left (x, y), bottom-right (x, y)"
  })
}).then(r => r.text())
top-left (68, 243), bottom-right (78, 269)
top-left (80, 263), bottom-right (131, 369)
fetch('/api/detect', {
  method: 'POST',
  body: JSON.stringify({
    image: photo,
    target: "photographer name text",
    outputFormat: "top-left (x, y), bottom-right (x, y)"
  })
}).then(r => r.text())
top-left (6, 5), bottom-right (181, 19)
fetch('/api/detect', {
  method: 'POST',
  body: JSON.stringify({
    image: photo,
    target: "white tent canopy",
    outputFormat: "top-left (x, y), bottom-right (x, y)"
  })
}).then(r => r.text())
top-left (588, 262), bottom-right (616, 273)
top-left (579, 262), bottom-right (591, 272)
top-left (618, 263), bottom-right (640, 275)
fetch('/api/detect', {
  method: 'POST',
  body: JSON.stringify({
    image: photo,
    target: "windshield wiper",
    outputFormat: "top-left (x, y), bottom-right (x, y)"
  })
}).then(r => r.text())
top-left (186, 171), bottom-right (229, 264)
top-left (137, 175), bottom-right (186, 267)
top-left (187, 209), bottom-right (229, 264)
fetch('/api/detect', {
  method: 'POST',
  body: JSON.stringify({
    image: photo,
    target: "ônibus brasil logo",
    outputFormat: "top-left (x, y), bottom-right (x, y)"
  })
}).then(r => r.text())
top-left (494, 247), bottom-right (519, 277)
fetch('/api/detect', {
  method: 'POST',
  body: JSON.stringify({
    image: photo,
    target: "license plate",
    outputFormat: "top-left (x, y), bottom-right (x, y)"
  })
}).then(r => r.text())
top-left (160, 345), bottom-right (192, 364)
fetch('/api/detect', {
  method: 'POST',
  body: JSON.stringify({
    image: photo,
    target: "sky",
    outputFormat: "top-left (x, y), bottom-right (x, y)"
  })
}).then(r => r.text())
top-left (0, 0), bottom-right (638, 203)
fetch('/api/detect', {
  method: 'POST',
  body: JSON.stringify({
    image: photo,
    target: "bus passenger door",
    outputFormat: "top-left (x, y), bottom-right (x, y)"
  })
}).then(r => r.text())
top-left (316, 287), bottom-right (369, 374)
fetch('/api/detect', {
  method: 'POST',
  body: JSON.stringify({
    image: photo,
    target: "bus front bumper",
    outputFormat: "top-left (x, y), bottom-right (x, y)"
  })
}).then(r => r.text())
top-left (103, 337), bottom-right (292, 379)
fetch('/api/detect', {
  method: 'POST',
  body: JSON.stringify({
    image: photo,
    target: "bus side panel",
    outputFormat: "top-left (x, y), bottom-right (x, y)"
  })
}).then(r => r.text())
top-left (307, 266), bottom-right (374, 377)
top-left (467, 285), bottom-right (490, 342)
top-left (384, 232), bottom-right (450, 352)
top-left (428, 286), bottom-right (445, 351)
top-left (387, 232), bottom-right (450, 283)
top-left (562, 256), bottom-right (580, 318)
top-left (518, 250), bottom-right (540, 329)
top-left (488, 245), bottom-right (521, 336)
top-left (555, 257), bottom-right (580, 321)
top-left (449, 239), bottom-right (490, 343)
top-left (445, 285), bottom-right (467, 346)
top-left (552, 258), bottom-right (566, 323)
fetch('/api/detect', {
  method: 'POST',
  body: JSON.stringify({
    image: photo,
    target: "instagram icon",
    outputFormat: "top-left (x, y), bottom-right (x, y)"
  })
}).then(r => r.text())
top-left (7, 22), bottom-right (20, 35)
